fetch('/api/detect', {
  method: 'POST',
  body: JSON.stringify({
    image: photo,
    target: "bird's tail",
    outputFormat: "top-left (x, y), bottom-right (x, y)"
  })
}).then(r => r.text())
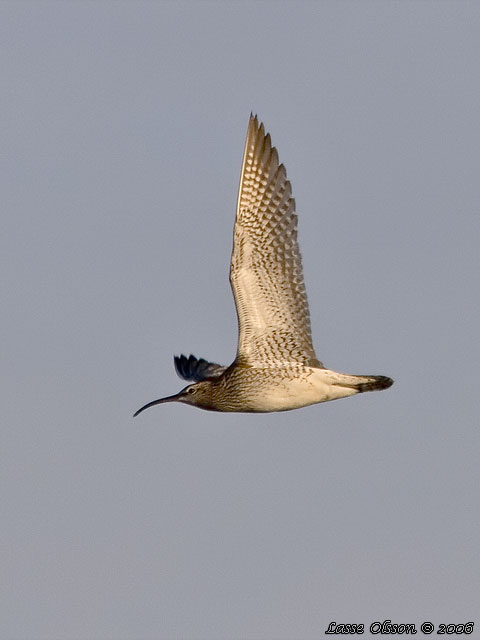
top-left (332, 373), bottom-right (394, 393)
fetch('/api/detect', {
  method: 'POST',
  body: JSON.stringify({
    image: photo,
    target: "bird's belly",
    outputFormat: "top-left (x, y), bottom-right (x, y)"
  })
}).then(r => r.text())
top-left (243, 369), bottom-right (358, 412)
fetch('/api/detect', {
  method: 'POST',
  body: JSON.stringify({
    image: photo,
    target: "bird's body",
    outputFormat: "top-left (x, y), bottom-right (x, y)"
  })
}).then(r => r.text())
top-left (134, 116), bottom-right (392, 416)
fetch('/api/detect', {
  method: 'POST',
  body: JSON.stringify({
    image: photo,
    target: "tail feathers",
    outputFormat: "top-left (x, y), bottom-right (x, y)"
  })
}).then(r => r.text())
top-left (333, 373), bottom-right (394, 393)
top-left (354, 375), bottom-right (393, 393)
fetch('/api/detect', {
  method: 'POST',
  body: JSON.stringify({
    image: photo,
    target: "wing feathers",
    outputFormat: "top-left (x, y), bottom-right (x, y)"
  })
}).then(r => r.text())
top-left (230, 115), bottom-right (323, 368)
top-left (174, 354), bottom-right (226, 382)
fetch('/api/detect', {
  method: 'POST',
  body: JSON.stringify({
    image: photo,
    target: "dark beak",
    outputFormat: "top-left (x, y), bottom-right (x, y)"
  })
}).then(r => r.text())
top-left (133, 393), bottom-right (181, 417)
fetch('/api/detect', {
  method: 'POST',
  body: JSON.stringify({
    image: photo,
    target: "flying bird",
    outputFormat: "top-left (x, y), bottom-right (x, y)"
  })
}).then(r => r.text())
top-left (134, 115), bottom-right (392, 415)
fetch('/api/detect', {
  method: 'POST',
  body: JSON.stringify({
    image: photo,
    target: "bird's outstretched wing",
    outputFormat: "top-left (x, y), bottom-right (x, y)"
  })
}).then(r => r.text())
top-left (229, 115), bottom-right (323, 368)
top-left (174, 354), bottom-right (227, 382)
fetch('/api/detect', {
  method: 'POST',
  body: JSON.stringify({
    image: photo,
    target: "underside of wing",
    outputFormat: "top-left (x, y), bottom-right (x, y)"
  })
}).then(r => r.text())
top-left (229, 115), bottom-right (323, 368)
top-left (174, 354), bottom-right (227, 382)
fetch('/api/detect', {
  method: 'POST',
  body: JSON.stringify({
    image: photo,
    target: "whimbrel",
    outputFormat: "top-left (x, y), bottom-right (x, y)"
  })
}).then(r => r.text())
top-left (134, 115), bottom-right (393, 415)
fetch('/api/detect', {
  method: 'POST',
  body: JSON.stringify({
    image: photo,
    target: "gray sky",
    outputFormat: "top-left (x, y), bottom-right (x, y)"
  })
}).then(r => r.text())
top-left (2, 2), bottom-right (479, 639)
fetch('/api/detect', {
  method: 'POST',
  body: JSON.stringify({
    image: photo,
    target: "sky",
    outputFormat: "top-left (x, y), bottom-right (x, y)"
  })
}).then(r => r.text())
top-left (2, 2), bottom-right (479, 639)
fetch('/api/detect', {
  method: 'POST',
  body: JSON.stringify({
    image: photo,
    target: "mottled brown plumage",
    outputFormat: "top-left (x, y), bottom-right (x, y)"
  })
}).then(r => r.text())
top-left (134, 116), bottom-right (392, 416)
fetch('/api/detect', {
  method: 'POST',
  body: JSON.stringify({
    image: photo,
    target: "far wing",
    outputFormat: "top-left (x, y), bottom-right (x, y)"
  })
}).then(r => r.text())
top-left (229, 115), bottom-right (323, 368)
top-left (174, 354), bottom-right (227, 382)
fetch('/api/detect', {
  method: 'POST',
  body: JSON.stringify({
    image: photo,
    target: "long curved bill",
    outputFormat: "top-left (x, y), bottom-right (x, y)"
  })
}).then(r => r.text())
top-left (133, 393), bottom-right (181, 417)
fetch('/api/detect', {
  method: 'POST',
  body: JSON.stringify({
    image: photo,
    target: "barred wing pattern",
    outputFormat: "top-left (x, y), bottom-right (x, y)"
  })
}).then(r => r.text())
top-left (230, 115), bottom-right (323, 368)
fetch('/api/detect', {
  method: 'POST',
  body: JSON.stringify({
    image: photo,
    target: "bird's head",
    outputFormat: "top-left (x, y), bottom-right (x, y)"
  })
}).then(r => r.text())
top-left (133, 380), bottom-right (215, 416)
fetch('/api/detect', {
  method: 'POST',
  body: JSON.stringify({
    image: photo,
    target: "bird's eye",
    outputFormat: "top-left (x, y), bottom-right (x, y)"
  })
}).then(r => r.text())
top-left (187, 387), bottom-right (196, 394)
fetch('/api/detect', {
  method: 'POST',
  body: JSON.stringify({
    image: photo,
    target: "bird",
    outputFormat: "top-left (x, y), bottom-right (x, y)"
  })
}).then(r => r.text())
top-left (134, 115), bottom-right (393, 416)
